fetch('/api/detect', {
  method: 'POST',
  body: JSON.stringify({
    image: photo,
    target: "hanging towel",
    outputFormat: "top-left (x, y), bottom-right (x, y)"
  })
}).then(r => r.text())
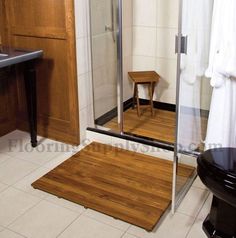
top-left (205, 0), bottom-right (236, 87)
top-left (205, 0), bottom-right (236, 149)
top-left (181, 0), bottom-right (213, 85)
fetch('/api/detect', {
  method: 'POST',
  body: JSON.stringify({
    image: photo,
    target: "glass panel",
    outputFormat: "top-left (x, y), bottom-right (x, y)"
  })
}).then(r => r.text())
top-left (98, 0), bottom-right (178, 146)
top-left (173, 0), bottom-right (214, 209)
top-left (90, 0), bottom-right (120, 130)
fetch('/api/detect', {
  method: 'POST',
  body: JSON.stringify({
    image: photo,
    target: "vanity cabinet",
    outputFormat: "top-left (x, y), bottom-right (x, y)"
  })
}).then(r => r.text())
top-left (0, 0), bottom-right (80, 145)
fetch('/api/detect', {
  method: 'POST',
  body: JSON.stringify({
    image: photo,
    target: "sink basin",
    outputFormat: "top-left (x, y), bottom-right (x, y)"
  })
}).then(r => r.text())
top-left (0, 53), bottom-right (8, 57)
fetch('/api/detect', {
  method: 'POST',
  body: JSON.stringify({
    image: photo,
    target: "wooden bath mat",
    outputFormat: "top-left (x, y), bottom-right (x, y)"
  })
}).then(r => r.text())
top-left (32, 142), bottom-right (194, 231)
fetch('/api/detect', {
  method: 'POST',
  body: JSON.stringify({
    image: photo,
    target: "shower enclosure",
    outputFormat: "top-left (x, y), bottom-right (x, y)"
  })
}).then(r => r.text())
top-left (89, 0), bottom-right (214, 212)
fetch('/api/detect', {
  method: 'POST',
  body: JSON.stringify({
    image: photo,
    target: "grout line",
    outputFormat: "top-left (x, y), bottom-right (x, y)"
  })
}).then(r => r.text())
top-left (120, 224), bottom-right (134, 238)
top-left (83, 212), bottom-right (131, 233)
top-left (1, 227), bottom-right (28, 238)
top-left (184, 192), bottom-right (210, 238)
top-left (55, 213), bottom-right (83, 238)
top-left (6, 197), bottom-right (42, 229)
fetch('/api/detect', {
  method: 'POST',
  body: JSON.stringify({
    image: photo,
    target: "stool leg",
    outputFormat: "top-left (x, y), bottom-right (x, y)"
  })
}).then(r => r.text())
top-left (132, 83), bottom-right (137, 109)
top-left (136, 84), bottom-right (141, 117)
top-left (149, 83), bottom-right (154, 116)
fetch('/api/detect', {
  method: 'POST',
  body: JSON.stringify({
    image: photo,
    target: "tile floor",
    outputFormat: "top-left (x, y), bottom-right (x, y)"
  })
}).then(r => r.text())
top-left (0, 130), bottom-right (211, 238)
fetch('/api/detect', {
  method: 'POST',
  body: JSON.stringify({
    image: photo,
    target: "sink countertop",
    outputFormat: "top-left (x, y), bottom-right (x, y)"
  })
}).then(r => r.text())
top-left (0, 46), bottom-right (43, 68)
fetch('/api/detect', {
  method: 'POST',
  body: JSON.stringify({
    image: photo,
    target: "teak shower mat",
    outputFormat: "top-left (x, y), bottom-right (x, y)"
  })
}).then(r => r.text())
top-left (32, 142), bottom-right (194, 231)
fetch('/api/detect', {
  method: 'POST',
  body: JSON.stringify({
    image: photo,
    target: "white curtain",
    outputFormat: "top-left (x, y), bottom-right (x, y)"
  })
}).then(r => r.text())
top-left (178, 0), bottom-right (213, 151)
top-left (205, 0), bottom-right (236, 149)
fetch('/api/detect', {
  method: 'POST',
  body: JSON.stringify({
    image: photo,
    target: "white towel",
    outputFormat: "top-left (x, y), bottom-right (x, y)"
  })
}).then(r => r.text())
top-left (205, 0), bottom-right (236, 149)
top-left (206, 0), bottom-right (236, 86)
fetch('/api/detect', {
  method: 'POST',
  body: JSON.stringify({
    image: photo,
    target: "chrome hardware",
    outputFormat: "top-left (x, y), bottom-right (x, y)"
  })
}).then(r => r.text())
top-left (175, 35), bottom-right (188, 54)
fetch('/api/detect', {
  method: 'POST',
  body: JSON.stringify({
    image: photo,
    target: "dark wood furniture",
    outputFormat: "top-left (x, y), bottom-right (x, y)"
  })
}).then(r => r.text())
top-left (128, 71), bottom-right (160, 117)
top-left (0, 47), bottom-right (43, 147)
top-left (0, 0), bottom-right (80, 145)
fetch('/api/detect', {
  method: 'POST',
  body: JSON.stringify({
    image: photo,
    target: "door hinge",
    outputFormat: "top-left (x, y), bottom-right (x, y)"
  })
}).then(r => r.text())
top-left (175, 35), bottom-right (188, 54)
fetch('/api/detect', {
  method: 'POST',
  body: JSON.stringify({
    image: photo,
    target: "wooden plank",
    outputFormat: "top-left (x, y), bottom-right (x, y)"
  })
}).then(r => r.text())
top-left (1, 0), bottom-right (80, 144)
top-left (32, 142), bottom-right (195, 231)
top-left (105, 108), bottom-right (208, 150)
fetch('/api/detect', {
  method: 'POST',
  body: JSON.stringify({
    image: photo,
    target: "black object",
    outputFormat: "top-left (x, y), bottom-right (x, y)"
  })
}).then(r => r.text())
top-left (197, 148), bottom-right (236, 238)
top-left (24, 61), bottom-right (37, 147)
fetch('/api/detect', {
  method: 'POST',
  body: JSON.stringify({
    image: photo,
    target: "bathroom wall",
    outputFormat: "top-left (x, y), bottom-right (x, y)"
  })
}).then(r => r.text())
top-left (74, 0), bottom-right (133, 140)
top-left (122, 0), bottom-right (134, 102)
top-left (74, 0), bottom-right (213, 141)
top-left (131, 0), bottom-right (213, 110)
top-left (91, 0), bottom-right (133, 118)
top-left (90, 0), bottom-right (117, 119)
top-left (74, 0), bottom-right (94, 141)
top-left (132, 0), bottom-right (179, 105)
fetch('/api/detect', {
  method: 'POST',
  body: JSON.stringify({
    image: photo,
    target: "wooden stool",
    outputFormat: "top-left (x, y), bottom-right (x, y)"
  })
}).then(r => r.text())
top-left (128, 71), bottom-right (160, 117)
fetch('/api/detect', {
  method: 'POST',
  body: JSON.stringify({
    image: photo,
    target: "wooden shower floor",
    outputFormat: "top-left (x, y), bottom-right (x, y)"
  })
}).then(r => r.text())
top-left (105, 108), bottom-right (208, 151)
top-left (32, 142), bottom-right (195, 231)
top-left (105, 108), bottom-right (176, 143)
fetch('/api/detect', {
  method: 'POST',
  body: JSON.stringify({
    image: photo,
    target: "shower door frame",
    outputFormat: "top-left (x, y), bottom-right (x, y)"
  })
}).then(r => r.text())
top-left (89, 0), bottom-right (199, 214)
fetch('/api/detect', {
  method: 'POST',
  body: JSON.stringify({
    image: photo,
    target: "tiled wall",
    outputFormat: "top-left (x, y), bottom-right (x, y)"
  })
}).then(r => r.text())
top-left (132, 0), bottom-right (213, 109)
top-left (74, 0), bottom-right (94, 141)
top-left (90, 0), bottom-right (118, 119)
top-left (74, 0), bottom-right (213, 141)
top-left (122, 0), bottom-right (134, 102)
top-left (74, 0), bottom-right (133, 140)
top-left (132, 0), bottom-right (179, 104)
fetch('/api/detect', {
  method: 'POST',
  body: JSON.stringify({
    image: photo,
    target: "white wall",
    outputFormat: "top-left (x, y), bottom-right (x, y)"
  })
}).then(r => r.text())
top-left (74, 0), bottom-right (133, 140)
top-left (74, 0), bottom-right (94, 141)
top-left (132, 0), bottom-right (179, 105)
top-left (122, 0), bottom-right (134, 102)
top-left (74, 0), bottom-right (213, 141)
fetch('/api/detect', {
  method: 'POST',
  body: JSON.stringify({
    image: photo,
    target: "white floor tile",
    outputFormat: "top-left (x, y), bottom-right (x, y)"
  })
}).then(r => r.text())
top-left (58, 215), bottom-right (124, 238)
top-left (192, 177), bottom-right (207, 190)
top-left (86, 131), bottom-right (112, 145)
top-left (186, 220), bottom-right (207, 238)
top-left (0, 229), bottom-right (25, 238)
top-left (196, 193), bottom-right (212, 221)
top-left (84, 209), bottom-right (130, 231)
top-left (45, 194), bottom-right (86, 214)
top-left (0, 158), bottom-right (38, 185)
top-left (13, 166), bottom-right (52, 199)
top-left (0, 130), bottom-right (35, 154)
top-left (9, 200), bottom-right (78, 238)
top-left (122, 234), bottom-right (139, 238)
top-left (0, 130), bottom-right (69, 165)
top-left (0, 187), bottom-right (40, 227)
top-left (43, 151), bottom-right (74, 169)
top-left (177, 187), bottom-right (209, 218)
top-left (0, 182), bottom-right (8, 193)
top-left (0, 153), bottom-right (11, 165)
top-left (127, 212), bottom-right (195, 238)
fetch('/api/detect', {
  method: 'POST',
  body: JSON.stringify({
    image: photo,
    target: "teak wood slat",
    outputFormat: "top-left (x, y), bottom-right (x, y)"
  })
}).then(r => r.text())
top-left (32, 142), bottom-right (194, 231)
top-left (106, 108), bottom-right (176, 144)
top-left (105, 107), bottom-right (208, 150)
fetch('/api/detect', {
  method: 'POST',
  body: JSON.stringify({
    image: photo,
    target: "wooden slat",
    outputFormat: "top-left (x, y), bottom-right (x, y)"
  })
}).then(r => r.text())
top-left (105, 108), bottom-right (208, 151)
top-left (106, 108), bottom-right (176, 143)
top-left (12, 27), bottom-right (67, 40)
top-left (32, 142), bottom-right (194, 231)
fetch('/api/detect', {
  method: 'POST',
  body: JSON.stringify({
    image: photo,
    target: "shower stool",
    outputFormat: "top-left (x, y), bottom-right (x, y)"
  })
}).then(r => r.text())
top-left (128, 71), bottom-right (160, 117)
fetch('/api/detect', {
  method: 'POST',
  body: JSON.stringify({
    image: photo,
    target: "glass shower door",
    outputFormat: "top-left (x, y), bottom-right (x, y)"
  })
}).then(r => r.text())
top-left (172, 0), bottom-right (214, 211)
top-left (90, 0), bottom-right (123, 132)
